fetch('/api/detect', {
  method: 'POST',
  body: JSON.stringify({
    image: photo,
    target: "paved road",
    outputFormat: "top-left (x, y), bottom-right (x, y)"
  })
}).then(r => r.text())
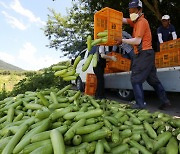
top-left (105, 90), bottom-right (180, 117)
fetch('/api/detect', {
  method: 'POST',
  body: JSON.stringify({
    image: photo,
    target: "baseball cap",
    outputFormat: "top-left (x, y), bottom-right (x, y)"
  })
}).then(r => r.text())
top-left (129, 0), bottom-right (142, 8)
top-left (161, 15), bottom-right (170, 20)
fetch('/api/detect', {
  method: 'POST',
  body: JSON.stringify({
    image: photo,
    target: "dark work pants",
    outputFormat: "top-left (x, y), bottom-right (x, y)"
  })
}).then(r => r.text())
top-left (131, 49), bottom-right (169, 108)
top-left (93, 66), bottom-right (105, 98)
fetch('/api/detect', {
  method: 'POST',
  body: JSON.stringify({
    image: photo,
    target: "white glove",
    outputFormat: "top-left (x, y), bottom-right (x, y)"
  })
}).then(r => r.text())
top-left (111, 56), bottom-right (117, 62)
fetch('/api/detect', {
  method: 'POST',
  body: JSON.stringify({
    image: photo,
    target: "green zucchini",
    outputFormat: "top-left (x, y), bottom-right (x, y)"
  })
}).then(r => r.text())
top-left (50, 107), bottom-right (73, 121)
top-left (111, 144), bottom-right (129, 154)
top-left (97, 31), bottom-right (108, 37)
top-left (63, 75), bottom-right (77, 81)
top-left (52, 65), bottom-right (67, 71)
top-left (104, 118), bottom-right (113, 130)
top-left (129, 140), bottom-right (151, 154)
top-left (153, 131), bottom-right (172, 153)
top-left (54, 69), bottom-right (67, 76)
top-left (64, 119), bottom-right (85, 141)
top-left (23, 139), bottom-right (51, 153)
top-left (76, 122), bottom-right (104, 135)
top-left (91, 39), bottom-right (102, 46)
top-left (144, 122), bottom-right (157, 139)
top-left (166, 137), bottom-right (178, 154)
top-left (50, 92), bottom-right (58, 104)
top-left (102, 138), bottom-right (111, 152)
top-left (141, 133), bottom-right (153, 151)
top-left (73, 55), bottom-right (81, 69)
top-left (7, 107), bottom-right (14, 122)
top-left (37, 92), bottom-right (49, 107)
top-left (129, 147), bottom-right (140, 154)
top-left (75, 109), bottom-right (103, 121)
top-left (57, 84), bottom-right (72, 96)
top-left (92, 53), bottom-right (98, 68)
top-left (131, 133), bottom-right (141, 142)
top-left (30, 144), bottom-right (53, 154)
top-left (13, 118), bottom-right (50, 153)
top-left (87, 35), bottom-right (92, 51)
top-left (72, 135), bottom-right (82, 146)
top-left (13, 113), bottom-right (23, 122)
top-left (50, 129), bottom-right (65, 154)
top-left (61, 68), bottom-right (76, 78)
top-left (82, 128), bottom-right (110, 142)
top-left (112, 126), bottom-right (120, 143)
top-left (95, 140), bottom-right (104, 154)
top-left (35, 110), bottom-right (51, 120)
top-left (31, 125), bottom-right (67, 143)
top-left (82, 54), bottom-right (93, 72)
top-left (121, 129), bottom-right (132, 138)
top-left (2, 124), bottom-right (28, 154)
top-left (63, 111), bottom-right (84, 120)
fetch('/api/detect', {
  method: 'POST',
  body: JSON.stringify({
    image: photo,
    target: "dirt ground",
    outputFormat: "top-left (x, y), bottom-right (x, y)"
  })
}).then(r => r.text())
top-left (105, 90), bottom-right (180, 117)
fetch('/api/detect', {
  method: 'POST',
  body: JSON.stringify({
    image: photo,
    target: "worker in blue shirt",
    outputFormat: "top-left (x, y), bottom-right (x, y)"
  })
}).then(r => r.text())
top-left (157, 15), bottom-right (177, 51)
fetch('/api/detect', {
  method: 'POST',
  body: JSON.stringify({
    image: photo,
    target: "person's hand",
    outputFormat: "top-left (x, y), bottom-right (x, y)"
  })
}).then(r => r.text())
top-left (111, 56), bottom-right (117, 62)
top-left (115, 37), bottom-right (122, 45)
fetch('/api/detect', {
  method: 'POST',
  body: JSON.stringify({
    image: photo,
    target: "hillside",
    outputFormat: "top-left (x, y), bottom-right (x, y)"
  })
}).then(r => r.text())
top-left (0, 59), bottom-right (24, 71)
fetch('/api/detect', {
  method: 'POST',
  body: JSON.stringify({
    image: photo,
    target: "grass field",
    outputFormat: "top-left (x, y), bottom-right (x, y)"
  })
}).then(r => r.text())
top-left (0, 74), bottom-right (25, 92)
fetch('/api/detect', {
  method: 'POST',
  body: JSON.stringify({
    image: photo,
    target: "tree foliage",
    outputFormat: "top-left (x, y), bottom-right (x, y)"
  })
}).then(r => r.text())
top-left (44, 0), bottom-right (179, 56)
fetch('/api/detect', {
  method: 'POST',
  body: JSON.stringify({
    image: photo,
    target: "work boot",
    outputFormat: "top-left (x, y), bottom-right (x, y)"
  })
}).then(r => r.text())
top-left (131, 102), bottom-right (146, 109)
top-left (158, 102), bottom-right (171, 110)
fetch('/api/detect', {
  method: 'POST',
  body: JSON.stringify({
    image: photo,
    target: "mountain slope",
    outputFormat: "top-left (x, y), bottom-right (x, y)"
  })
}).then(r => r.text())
top-left (0, 59), bottom-right (24, 71)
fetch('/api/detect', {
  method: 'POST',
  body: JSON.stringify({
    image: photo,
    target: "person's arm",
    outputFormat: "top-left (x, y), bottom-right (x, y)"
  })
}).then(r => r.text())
top-left (172, 32), bottom-right (177, 40)
top-left (100, 54), bottom-right (116, 61)
top-left (99, 46), bottom-right (116, 61)
top-left (158, 33), bottom-right (163, 43)
top-left (123, 18), bottom-right (128, 24)
top-left (121, 37), bottom-right (142, 45)
top-left (171, 25), bottom-right (177, 40)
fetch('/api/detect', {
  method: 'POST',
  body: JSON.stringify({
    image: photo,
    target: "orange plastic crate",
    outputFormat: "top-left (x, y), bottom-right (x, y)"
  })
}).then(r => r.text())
top-left (85, 73), bottom-right (97, 96)
top-left (104, 67), bottom-right (114, 74)
top-left (155, 48), bottom-right (180, 68)
top-left (160, 38), bottom-right (180, 52)
top-left (105, 52), bottom-right (131, 72)
top-left (94, 7), bottom-right (123, 46)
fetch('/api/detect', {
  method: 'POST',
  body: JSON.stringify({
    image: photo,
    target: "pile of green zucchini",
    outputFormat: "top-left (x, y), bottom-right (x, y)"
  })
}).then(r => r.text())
top-left (52, 55), bottom-right (81, 81)
top-left (0, 84), bottom-right (180, 154)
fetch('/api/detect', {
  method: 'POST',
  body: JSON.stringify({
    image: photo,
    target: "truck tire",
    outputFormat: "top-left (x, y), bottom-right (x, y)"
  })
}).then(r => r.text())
top-left (76, 77), bottom-right (84, 92)
top-left (117, 89), bottom-right (134, 101)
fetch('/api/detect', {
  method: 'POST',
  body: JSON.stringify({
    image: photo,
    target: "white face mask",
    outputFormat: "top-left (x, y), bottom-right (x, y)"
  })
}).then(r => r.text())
top-left (130, 13), bottom-right (139, 21)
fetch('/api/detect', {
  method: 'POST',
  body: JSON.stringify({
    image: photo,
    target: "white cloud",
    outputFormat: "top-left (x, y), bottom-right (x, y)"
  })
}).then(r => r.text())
top-left (17, 42), bottom-right (61, 70)
top-left (2, 11), bottom-right (27, 30)
top-left (0, 1), bottom-right (9, 9)
top-left (0, 43), bottom-right (67, 71)
top-left (10, 0), bottom-right (45, 26)
top-left (18, 42), bottom-right (37, 60)
top-left (0, 51), bottom-right (15, 64)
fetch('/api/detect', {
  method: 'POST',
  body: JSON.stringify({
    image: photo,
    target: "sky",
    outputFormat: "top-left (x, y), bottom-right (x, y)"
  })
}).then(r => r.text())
top-left (0, 0), bottom-right (73, 70)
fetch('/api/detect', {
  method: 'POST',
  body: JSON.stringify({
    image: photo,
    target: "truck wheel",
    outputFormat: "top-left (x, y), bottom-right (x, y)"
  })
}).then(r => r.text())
top-left (118, 89), bottom-right (134, 101)
top-left (76, 77), bottom-right (84, 92)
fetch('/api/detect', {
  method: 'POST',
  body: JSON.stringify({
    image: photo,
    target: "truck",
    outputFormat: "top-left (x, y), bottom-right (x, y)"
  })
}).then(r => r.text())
top-left (73, 48), bottom-right (180, 101)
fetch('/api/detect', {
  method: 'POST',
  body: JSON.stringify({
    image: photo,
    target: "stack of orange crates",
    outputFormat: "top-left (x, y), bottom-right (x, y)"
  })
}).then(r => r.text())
top-left (94, 7), bottom-right (123, 46)
top-left (160, 38), bottom-right (180, 51)
top-left (105, 52), bottom-right (131, 73)
top-left (155, 38), bottom-right (180, 68)
top-left (85, 73), bottom-right (97, 96)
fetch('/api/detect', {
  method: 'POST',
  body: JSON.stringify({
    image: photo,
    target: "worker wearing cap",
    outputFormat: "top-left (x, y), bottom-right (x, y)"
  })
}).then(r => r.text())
top-left (157, 15), bottom-right (177, 51)
top-left (116, 0), bottom-right (171, 109)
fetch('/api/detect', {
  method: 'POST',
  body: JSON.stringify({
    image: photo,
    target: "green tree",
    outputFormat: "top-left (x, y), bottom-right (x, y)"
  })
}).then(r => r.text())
top-left (44, 0), bottom-right (179, 55)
